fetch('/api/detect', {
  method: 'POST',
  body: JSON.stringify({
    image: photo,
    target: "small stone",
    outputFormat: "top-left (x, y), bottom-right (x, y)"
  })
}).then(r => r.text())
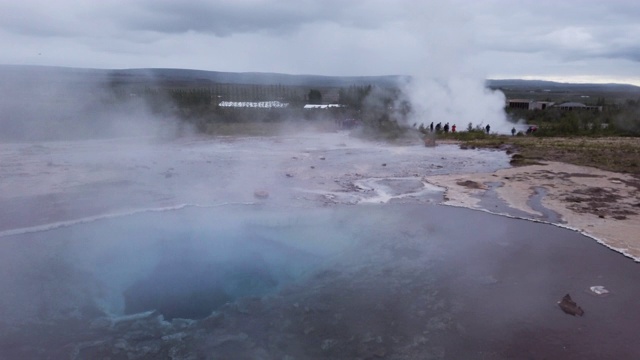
top-left (558, 294), bottom-right (584, 316)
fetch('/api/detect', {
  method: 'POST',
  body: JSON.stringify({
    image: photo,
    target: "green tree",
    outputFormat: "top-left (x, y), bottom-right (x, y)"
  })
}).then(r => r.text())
top-left (308, 89), bottom-right (322, 104)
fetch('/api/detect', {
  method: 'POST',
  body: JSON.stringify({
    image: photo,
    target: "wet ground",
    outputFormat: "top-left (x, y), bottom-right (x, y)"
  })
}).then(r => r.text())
top-left (0, 133), bottom-right (638, 359)
top-left (0, 133), bottom-right (508, 233)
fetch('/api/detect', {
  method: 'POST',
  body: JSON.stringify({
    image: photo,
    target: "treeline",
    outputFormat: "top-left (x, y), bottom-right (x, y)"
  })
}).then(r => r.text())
top-left (506, 99), bottom-right (640, 136)
top-left (106, 83), bottom-right (411, 138)
top-left (103, 82), bottom-right (640, 138)
top-left (109, 84), bottom-right (307, 106)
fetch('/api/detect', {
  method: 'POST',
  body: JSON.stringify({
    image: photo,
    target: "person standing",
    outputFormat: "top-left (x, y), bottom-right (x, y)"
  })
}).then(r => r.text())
top-left (511, 127), bottom-right (516, 136)
top-left (485, 124), bottom-right (491, 134)
top-left (430, 122), bottom-right (434, 132)
top-left (452, 124), bottom-right (457, 133)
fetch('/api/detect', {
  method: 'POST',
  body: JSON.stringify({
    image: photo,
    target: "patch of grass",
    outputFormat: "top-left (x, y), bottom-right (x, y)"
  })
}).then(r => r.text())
top-left (459, 135), bottom-right (640, 175)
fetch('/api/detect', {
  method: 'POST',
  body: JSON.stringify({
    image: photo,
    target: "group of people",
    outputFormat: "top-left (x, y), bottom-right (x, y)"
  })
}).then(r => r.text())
top-left (429, 122), bottom-right (457, 133)
top-left (420, 122), bottom-right (495, 135)
top-left (510, 125), bottom-right (537, 136)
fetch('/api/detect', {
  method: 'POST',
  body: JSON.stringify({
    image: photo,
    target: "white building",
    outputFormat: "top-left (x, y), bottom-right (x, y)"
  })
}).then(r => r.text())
top-left (303, 104), bottom-right (345, 109)
top-left (507, 99), bottom-right (555, 110)
top-left (218, 101), bottom-right (289, 108)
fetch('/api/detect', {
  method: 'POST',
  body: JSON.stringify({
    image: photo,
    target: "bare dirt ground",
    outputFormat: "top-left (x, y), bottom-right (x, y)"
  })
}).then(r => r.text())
top-left (425, 158), bottom-right (640, 260)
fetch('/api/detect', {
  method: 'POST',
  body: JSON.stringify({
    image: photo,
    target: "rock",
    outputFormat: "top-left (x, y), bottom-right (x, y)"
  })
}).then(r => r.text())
top-left (254, 190), bottom-right (269, 199)
top-left (509, 153), bottom-right (527, 166)
top-left (558, 294), bottom-right (584, 316)
top-left (456, 180), bottom-right (484, 189)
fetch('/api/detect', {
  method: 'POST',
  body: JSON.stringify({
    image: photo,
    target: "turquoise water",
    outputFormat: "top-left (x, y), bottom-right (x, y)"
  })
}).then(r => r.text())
top-left (1, 203), bottom-right (639, 359)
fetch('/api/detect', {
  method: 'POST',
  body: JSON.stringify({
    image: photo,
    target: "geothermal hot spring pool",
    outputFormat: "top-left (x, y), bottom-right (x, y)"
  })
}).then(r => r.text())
top-left (1, 202), bottom-right (639, 359)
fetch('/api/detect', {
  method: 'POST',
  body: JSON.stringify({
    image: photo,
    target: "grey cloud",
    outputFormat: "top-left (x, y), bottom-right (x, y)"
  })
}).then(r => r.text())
top-left (597, 48), bottom-right (640, 63)
top-left (0, 0), bottom-right (639, 84)
top-left (108, 0), bottom-right (412, 37)
top-left (115, 1), bottom-right (310, 36)
top-left (470, 1), bottom-right (640, 65)
top-left (0, 4), bottom-right (78, 37)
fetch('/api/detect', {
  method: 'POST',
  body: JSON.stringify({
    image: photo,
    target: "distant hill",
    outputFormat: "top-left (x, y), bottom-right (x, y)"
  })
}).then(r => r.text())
top-left (0, 65), bottom-right (407, 88)
top-left (1, 65), bottom-right (639, 93)
top-left (486, 79), bottom-right (640, 94)
top-left (109, 68), bottom-right (409, 87)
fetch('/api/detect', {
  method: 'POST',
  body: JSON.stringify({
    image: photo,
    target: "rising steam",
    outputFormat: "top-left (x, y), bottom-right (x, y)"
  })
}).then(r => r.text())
top-left (396, 2), bottom-right (509, 133)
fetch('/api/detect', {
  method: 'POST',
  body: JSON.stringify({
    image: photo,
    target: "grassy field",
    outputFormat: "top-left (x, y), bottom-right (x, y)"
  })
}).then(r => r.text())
top-left (441, 134), bottom-right (640, 175)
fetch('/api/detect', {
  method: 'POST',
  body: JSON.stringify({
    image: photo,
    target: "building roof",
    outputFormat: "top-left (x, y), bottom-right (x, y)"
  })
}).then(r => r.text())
top-left (303, 104), bottom-right (345, 109)
top-left (218, 101), bottom-right (289, 108)
top-left (557, 102), bottom-right (587, 107)
top-left (508, 99), bottom-right (534, 103)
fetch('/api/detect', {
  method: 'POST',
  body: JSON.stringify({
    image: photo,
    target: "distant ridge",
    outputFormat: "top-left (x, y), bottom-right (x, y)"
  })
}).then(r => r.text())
top-left (1, 65), bottom-right (639, 91)
top-left (110, 68), bottom-right (409, 87)
top-left (0, 65), bottom-right (407, 87)
top-left (486, 79), bottom-right (640, 93)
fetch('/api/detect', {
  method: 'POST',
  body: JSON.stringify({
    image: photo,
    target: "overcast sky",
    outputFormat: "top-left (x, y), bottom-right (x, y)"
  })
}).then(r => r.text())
top-left (2, 0), bottom-right (640, 85)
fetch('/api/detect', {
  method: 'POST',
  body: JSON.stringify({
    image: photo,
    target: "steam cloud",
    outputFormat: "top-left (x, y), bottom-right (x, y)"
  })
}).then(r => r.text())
top-left (0, 68), bottom-right (190, 142)
top-left (397, 2), bottom-right (509, 133)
